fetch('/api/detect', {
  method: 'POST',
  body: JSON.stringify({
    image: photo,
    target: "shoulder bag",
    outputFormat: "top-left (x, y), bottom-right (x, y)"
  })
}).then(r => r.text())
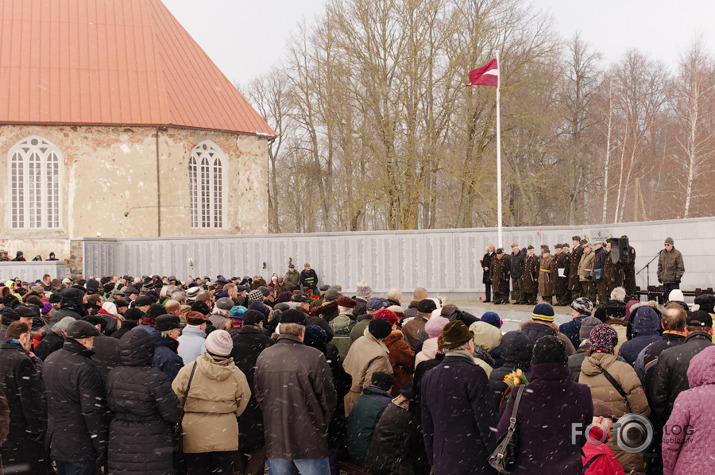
top-left (601, 367), bottom-right (631, 412)
top-left (488, 384), bottom-right (525, 474)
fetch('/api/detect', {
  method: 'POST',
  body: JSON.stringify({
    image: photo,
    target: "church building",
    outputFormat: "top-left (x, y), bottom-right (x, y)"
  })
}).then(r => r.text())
top-left (0, 0), bottom-right (274, 259)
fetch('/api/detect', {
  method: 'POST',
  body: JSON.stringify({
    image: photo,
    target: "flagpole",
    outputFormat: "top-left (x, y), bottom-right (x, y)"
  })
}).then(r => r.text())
top-left (495, 51), bottom-right (502, 249)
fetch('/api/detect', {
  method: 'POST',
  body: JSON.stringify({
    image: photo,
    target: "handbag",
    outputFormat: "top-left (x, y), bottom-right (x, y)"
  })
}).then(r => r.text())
top-left (174, 362), bottom-right (198, 474)
top-left (488, 384), bottom-right (525, 474)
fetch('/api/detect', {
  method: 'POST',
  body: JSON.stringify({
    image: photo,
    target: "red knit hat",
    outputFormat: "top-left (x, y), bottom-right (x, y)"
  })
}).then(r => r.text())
top-left (373, 308), bottom-right (399, 326)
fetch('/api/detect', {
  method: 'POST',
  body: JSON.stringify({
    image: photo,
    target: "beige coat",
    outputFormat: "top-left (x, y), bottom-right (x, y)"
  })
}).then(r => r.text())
top-left (343, 332), bottom-right (393, 416)
top-left (579, 352), bottom-right (650, 474)
top-left (578, 250), bottom-right (595, 282)
top-left (172, 352), bottom-right (251, 453)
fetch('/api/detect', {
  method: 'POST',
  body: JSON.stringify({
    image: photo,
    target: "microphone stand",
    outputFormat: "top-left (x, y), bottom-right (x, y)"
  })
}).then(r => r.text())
top-left (637, 251), bottom-right (661, 293)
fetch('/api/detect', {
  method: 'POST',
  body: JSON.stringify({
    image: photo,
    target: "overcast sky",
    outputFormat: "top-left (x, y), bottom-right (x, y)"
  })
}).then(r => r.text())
top-left (163, 0), bottom-right (715, 86)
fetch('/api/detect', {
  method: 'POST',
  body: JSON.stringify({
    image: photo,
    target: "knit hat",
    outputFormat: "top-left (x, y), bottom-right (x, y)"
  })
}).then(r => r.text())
top-left (592, 399), bottom-right (615, 419)
top-left (41, 302), bottom-right (53, 315)
top-left (366, 297), bottom-right (385, 311)
top-left (589, 324), bottom-right (618, 354)
top-left (439, 320), bottom-right (474, 350)
top-left (570, 297), bottom-right (593, 316)
top-left (667, 289), bottom-right (685, 303)
top-left (185, 311), bottom-right (209, 326)
top-left (664, 237), bottom-right (674, 245)
top-left (247, 289), bottom-right (264, 304)
top-left (66, 320), bottom-right (100, 339)
top-left (532, 335), bottom-right (568, 364)
top-left (304, 325), bottom-right (327, 347)
top-left (275, 291), bottom-right (292, 304)
top-left (356, 281), bottom-right (372, 299)
top-left (324, 287), bottom-right (342, 302)
top-left (579, 316), bottom-right (602, 341)
top-left (258, 286), bottom-right (272, 298)
top-left (0, 308), bottom-right (20, 327)
top-left (230, 306), bottom-right (247, 317)
top-left (417, 299), bottom-right (437, 314)
top-left (280, 309), bottom-right (307, 326)
top-left (368, 318), bottom-right (392, 339)
top-left (155, 314), bottom-right (181, 332)
top-left (424, 316), bottom-right (449, 338)
top-left (532, 303), bottom-right (555, 322)
top-left (205, 330), bottom-right (233, 356)
top-left (373, 308), bottom-right (399, 326)
top-left (248, 302), bottom-right (271, 317)
top-left (469, 321), bottom-right (502, 352)
top-left (336, 296), bottom-right (356, 309)
top-left (186, 286), bottom-right (200, 302)
top-left (215, 297), bottom-right (234, 311)
top-left (371, 372), bottom-right (396, 392)
top-left (480, 312), bottom-right (502, 328)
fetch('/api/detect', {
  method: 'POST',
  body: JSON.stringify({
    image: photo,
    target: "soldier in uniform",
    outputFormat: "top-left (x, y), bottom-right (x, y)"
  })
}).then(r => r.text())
top-left (509, 244), bottom-right (525, 304)
top-left (568, 236), bottom-right (584, 300)
top-left (578, 242), bottom-right (596, 302)
top-left (538, 245), bottom-right (554, 305)
top-left (489, 248), bottom-right (511, 304)
top-left (481, 244), bottom-right (495, 303)
top-left (522, 245), bottom-right (539, 305)
top-left (594, 241), bottom-right (608, 305)
top-left (603, 238), bottom-right (624, 302)
top-left (621, 235), bottom-right (637, 296)
top-left (553, 244), bottom-right (570, 306)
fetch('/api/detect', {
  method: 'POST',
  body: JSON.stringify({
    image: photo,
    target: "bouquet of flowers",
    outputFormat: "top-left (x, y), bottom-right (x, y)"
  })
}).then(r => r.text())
top-left (503, 369), bottom-right (529, 388)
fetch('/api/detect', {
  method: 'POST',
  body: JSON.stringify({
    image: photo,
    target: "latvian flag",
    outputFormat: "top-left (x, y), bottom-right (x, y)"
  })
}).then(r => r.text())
top-left (467, 58), bottom-right (499, 87)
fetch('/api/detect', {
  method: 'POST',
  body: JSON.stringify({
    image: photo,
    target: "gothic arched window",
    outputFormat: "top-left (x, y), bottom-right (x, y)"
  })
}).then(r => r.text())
top-left (189, 141), bottom-right (225, 228)
top-left (8, 136), bottom-right (61, 229)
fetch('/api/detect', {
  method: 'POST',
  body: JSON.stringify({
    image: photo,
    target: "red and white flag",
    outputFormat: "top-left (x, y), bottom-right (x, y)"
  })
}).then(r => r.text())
top-left (467, 58), bottom-right (499, 87)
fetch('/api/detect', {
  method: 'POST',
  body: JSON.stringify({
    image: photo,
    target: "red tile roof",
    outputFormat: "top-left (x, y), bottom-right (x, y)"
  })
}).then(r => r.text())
top-left (0, 0), bottom-right (275, 136)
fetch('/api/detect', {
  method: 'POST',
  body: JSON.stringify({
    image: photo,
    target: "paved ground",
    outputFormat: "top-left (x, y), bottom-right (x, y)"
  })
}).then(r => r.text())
top-left (448, 300), bottom-right (573, 333)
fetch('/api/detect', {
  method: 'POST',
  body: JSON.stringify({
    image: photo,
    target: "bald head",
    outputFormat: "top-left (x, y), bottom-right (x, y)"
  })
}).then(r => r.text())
top-left (164, 299), bottom-right (181, 316)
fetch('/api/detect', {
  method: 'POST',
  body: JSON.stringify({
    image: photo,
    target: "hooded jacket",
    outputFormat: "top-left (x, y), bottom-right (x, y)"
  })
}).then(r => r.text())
top-left (496, 363), bottom-right (593, 474)
top-left (346, 385), bottom-right (392, 466)
top-left (618, 306), bottom-right (661, 365)
top-left (177, 326), bottom-right (207, 365)
top-left (521, 319), bottom-right (576, 355)
top-left (172, 352), bottom-right (251, 453)
top-left (152, 333), bottom-right (183, 382)
top-left (106, 330), bottom-right (182, 474)
top-left (489, 331), bottom-right (532, 410)
top-left (662, 346), bottom-right (715, 475)
top-left (50, 287), bottom-right (86, 325)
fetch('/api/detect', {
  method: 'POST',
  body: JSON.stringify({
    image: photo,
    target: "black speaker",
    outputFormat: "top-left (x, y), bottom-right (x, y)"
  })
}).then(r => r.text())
top-left (618, 236), bottom-right (630, 265)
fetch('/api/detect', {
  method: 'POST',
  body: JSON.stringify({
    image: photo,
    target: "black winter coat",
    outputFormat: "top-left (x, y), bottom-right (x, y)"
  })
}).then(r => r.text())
top-left (92, 334), bottom-right (121, 383)
top-left (421, 355), bottom-right (498, 475)
top-left (482, 251), bottom-right (494, 284)
top-left (43, 341), bottom-right (108, 462)
top-left (34, 331), bottom-right (65, 361)
top-left (230, 325), bottom-right (274, 450)
top-left (648, 332), bottom-right (713, 425)
top-left (0, 342), bottom-right (47, 473)
top-left (496, 363), bottom-right (593, 474)
top-left (152, 334), bottom-right (183, 382)
top-left (111, 320), bottom-right (138, 340)
top-left (364, 397), bottom-right (415, 475)
top-left (510, 250), bottom-right (525, 279)
top-left (106, 329), bottom-right (182, 474)
top-left (489, 331), bottom-right (532, 411)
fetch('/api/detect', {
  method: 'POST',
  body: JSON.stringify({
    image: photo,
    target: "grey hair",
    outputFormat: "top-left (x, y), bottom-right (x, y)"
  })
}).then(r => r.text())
top-left (610, 286), bottom-right (626, 303)
top-left (386, 288), bottom-right (403, 301)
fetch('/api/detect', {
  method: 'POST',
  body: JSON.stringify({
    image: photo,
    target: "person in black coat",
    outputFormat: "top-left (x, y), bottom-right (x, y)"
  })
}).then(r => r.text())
top-left (496, 336), bottom-right (593, 474)
top-left (151, 315), bottom-right (184, 382)
top-left (83, 315), bottom-right (121, 383)
top-left (106, 328), bottom-right (182, 474)
top-left (0, 321), bottom-right (48, 474)
top-left (481, 245), bottom-right (495, 302)
top-left (43, 320), bottom-right (108, 473)
top-left (111, 307), bottom-right (144, 340)
top-left (421, 321), bottom-right (498, 475)
top-left (50, 287), bottom-right (87, 326)
top-left (489, 331), bottom-right (532, 412)
top-left (230, 310), bottom-right (274, 475)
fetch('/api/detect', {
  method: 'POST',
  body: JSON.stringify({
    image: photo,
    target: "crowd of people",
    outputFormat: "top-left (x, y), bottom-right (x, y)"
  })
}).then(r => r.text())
top-left (0, 251), bottom-right (710, 475)
top-left (481, 235), bottom-right (685, 307)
